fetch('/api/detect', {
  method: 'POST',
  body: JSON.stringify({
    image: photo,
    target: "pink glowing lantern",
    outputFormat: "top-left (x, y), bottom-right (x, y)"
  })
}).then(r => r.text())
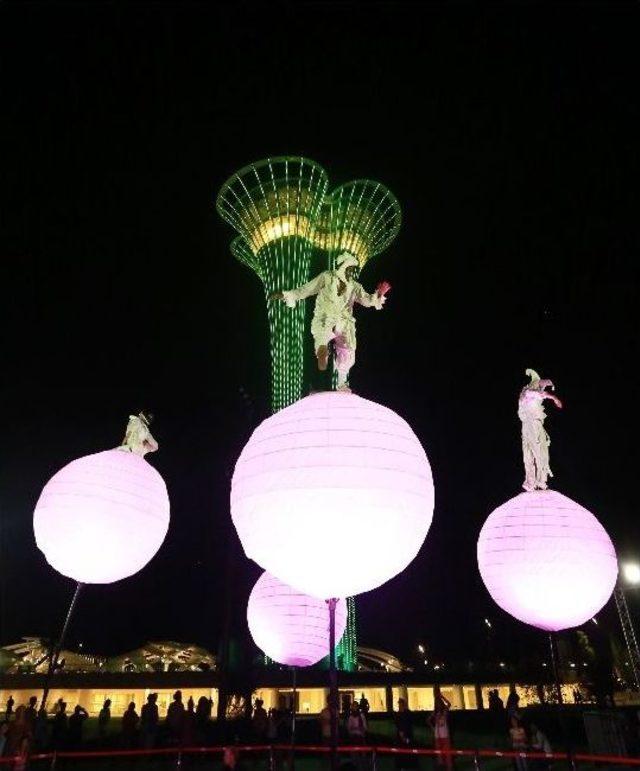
top-left (231, 391), bottom-right (434, 599)
top-left (248, 572), bottom-right (347, 667)
top-left (477, 490), bottom-right (617, 631)
top-left (34, 449), bottom-right (170, 584)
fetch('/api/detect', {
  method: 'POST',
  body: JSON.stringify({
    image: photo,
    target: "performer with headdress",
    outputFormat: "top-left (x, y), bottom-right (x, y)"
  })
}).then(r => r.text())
top-left (271, 252), bottom-right (390, 390)
top-left (518, 369), bottom-right (563, 491)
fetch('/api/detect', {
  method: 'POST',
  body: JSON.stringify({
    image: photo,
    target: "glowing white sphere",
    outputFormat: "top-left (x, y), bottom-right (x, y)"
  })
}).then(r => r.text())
top-left (477, 489), bottom-right (617, 631)
top-left (231, 391), bottom-right (434, 598)
top-left (34, 449), bottom-right (170, 584)
top-left (247, 572), bottom-right (347, 667)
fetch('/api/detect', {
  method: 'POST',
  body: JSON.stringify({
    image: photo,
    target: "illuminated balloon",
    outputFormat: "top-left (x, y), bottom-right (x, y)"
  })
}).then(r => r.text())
top-left (248, 572), bottom-right (347, 667)
top-left (477, 490), bottom-right (617, 631)
top-left (231, 391), bottom-right (434, 599)
top-left (34, 449), bottom-right (170, 584)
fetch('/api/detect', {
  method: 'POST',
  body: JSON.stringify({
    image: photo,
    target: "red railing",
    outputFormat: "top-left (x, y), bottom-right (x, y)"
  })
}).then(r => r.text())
top-left (3, 744), bottom-right (640, 767)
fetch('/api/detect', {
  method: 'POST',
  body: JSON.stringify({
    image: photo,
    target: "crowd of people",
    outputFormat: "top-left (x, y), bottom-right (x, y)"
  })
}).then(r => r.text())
top-left (0, 686), bottom-right (563, 771)
top-left (0, 690), bottom-right (215, 761)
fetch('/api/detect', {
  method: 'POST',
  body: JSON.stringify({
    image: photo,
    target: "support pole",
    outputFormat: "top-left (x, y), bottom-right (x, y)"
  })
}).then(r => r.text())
top-left (328, 598), bottom-right (338, 771)
top-left (548, 632), bottom-right (563, 705)
top-left (614, 585), bottom-right (640, 691)
top-left (290, 666), bottom-right (297, 771)
top-left (41, 582), bottom-right (83, 711)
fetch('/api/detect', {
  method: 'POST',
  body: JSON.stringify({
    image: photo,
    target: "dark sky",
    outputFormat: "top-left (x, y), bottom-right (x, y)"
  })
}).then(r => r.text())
top-left (1, 2), bottom-right (639, 671)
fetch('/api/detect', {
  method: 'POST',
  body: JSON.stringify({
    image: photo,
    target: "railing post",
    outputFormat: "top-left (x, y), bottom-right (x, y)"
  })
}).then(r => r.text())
top-left (269, 744), bottom-right (275, 771)
top-left (371, 746), bottom-right (378, 771)
top-left (175, 749), bottom-right (183, 768)
top-left (49, 751), bottom-right (57, 771)
top-left (473, 750), bottom-right (481, 771)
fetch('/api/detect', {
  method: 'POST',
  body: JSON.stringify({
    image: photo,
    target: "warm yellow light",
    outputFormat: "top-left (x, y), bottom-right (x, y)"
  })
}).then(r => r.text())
top-left (622, 563), bottom-right (640, 585)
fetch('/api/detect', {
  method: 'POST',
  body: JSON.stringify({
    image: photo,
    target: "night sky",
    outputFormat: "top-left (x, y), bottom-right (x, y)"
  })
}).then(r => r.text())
top-left (2, 2), bottom-right (639, 672)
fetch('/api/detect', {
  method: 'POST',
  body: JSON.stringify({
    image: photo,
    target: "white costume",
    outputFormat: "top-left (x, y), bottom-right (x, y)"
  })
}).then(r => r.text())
top-left (120, 412), bottom-right (158, 456)
top-left (518, 369), bottom-right (560, 492)
top-left (282, 253), bottom-right (385, 389)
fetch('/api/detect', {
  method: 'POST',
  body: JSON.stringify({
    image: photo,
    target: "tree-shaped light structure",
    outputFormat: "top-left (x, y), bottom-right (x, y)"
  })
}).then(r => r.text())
top-left (217, 157), bottom-right (402, 673)
top-left (321, 180), bottom-right (402, 269)
top-left (217, 157), bottom-right (328, 412)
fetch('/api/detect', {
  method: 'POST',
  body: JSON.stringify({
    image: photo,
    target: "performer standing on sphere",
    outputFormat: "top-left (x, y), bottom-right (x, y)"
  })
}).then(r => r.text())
top-left (270, 252), bottom-right (390, 391)
top-left (518, 369), bottom-right (563, 492)
top-left (120, 412), bottom-right (158, 456)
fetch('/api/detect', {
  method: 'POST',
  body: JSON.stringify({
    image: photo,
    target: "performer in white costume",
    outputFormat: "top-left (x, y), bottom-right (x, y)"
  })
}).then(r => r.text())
top-left (518, 369), bottom-right (562, 492)
top-left (271, 252), bottom-right (389, 390)
top-left (120, 412), bottom-right (158, 456)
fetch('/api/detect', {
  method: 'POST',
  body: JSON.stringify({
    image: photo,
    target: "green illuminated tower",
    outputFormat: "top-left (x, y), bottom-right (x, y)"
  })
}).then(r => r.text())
top-left (217, 157), bottom-right (401, 672)
top-left (217, 158), bottom-right (329, 413)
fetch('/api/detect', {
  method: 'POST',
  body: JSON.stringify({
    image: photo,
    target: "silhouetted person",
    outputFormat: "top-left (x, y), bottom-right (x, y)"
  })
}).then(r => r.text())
top-left (252, 698), bottom-right (268, 741)
top-left (347, 702), bottom-right (367, 742)
top-left (166, 690), bottom-right (185, 743)
top-left (395, 698), bottom-right (413, 745)
top-left (5, 697), bottom-right (14, 720)
top-left (67, 705), bottom-right (88, 749)
top-left (182, 698), bottom-right (196, 746)
top-left (509, 716), bottom-right (528, 771)
top-left (506, 686), bottom-right (520, 719)
top-left (121, 702), bottom-right (139, 748)
top-left (319, 697), bottom-right (332, 744)
top-left (5, 706), bottom-right (32, 756)
top-left (51, 701), bottom-right (68, 750)
top-left (267, 708), bottom-right (279, 742)
top-left (141, 693), bottom-right (159, 749)
top-left (529, 723), bottom-right (552, 771)
top-left (34, 708), bottom-right (48, 751)
top-left (429, 687), bottom-right (452, 771)
top-left (24, 697), bottom-right (37, 733)
top-left (98, 699), bottom-right (111, 741)
top-left (195, 696), bottom-right (211, 743)
top-left (359, 694), bottom-right (370, 715)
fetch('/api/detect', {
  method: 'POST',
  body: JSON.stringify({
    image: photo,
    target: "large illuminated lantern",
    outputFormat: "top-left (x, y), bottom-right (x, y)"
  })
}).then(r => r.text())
top-left (477, 489), bottom-right (617, 631)
top-left (34, 445), bottom-right (170, 584)
top-left (248, 572), bottom-right (347, 667)
top-left (231, 390), bottom-right (434, 600)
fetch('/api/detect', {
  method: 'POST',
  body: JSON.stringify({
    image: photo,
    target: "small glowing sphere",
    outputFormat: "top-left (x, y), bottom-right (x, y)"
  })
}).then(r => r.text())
top-left (231, 391), bottom-right (434, 598)
top-left (477, 490), bottom-right (617, 631)
top-left (34, 449), bottom-right (170, 584)
top-left (622, 563), bottom-right (640, 586)
top-left (247, 572), bottom-right (347, 667)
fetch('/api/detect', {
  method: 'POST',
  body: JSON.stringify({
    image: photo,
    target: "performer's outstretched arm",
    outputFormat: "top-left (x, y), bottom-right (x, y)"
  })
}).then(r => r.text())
top-left (269, 273), bottom-right (325, 307)
top-left (354, 282), bottom-right (386, 310)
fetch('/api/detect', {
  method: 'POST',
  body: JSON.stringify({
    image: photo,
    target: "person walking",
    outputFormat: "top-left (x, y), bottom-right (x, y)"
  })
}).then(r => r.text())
top-left (5, 697), bottom-right (14, 721)
top-left (359, 694), bottom-right (370, 716)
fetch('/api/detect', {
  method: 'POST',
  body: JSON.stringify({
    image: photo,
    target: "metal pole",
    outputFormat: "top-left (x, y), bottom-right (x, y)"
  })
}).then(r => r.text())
top-left (41, 582), bottom-right (83, 711)
top-left (290, 665), bottom-right (297, 771)
top-left (328, 598), bottom-right (338, 771)
top-left (614, 585), bottom-right (640, 691)
top-left (548, 632), bottom-right (563, 705)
